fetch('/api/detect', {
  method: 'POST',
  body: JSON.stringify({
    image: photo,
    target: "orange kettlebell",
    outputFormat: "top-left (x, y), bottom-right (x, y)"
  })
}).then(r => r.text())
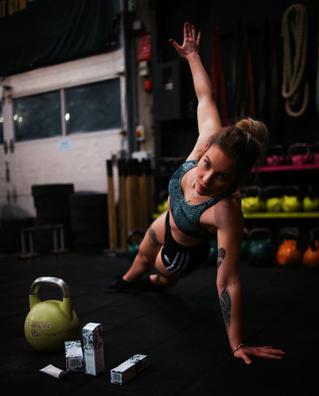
top-left (302, 228), bottom-right (319, 268)
top-left (276, 227), bottom-right (302, 267)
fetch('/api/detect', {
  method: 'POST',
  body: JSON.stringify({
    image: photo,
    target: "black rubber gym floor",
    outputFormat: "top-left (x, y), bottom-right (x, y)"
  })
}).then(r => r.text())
top-left (0, 252), bottom-right (318, 395)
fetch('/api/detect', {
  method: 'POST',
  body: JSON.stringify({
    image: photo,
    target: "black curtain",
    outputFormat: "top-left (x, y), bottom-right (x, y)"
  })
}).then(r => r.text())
top-left (0, 0), bottom-right (120, 76)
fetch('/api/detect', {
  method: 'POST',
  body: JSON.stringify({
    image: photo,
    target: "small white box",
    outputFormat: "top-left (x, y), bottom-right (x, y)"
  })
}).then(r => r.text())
top-left (82, 322), bottom-right (105, 376)
top-left (64, 340), bottom-right (84, 372)
top-left (110, 354), bottom-right (150, 385)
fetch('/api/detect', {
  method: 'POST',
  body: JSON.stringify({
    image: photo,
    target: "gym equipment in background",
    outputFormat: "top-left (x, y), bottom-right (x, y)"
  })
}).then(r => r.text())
top-left (311, 141), bottom-right (319, 164)
top-left (127, 231), bottom-right (144, 260)
top-left (263, 185), bottom-right (283, 213)
top-left (241, 185), bottom-right (264, 214)
top-left (302, 227), bottom-right (319, 268)
top-left (282, 185), bottom-right (302, 212)
top-left (240, 228), bottom-right (250, 259)
top-left (69, 192), bottom-right (108, 254)
top-left (105, 156), bottom-right (154, 254)
top-left (288, 143), bottom-right (312, 165)
top-left (24, 277), bottom-right (79, 352)
top-left (302, 185), bottom-right (319, 212)
top-left (265, 144), bottom-right (286, 166)
top-left (247, 228), bottom-right (274, 266)
top-left (106, 159), bottom-right (118, 252)
top-left (28, 184), bottom-right (74, 254)
top-left (152, 199), bottom-right (168, 219)
top-left (276, 227), bottom-right (302, 267)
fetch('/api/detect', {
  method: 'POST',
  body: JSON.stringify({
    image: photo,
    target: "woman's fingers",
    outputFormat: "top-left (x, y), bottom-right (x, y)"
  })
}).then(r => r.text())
top-left (196, 31), bottom-right (201, 46)
top-left (183, 22), bottom-right (188, 38)
top-left (191, 24), bottom-right (196, 39)
top-left (257, 351), bottom-right (285, 359)
top-left (258, 347), bottom-right (286, 355)
top-left (235, 346), bottom-right (285, 364)
top-left (184, 22), bottom-right (191, 39)
top-left (248, 346), bottom-right (285, 359)
top-left (168, 38), bottom-right (180, 51)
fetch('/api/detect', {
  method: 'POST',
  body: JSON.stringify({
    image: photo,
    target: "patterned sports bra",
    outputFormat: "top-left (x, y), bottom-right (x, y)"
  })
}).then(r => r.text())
top-left (168, 160), bottom-right (234, 238)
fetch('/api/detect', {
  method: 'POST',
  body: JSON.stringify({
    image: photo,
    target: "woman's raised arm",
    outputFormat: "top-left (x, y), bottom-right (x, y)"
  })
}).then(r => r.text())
top-left (169, 22), bottom-right (222, 147)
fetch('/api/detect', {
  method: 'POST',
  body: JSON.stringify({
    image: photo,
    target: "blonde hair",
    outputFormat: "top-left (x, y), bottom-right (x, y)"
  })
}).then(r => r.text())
top-left (235, 117), bottom-right (269, 147)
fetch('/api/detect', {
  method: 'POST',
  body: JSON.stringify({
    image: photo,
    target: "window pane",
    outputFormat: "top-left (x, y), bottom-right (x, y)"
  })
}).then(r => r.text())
top-left (65, 79), bottom-right (121, 134)
top-left (0, 104), bottom-right (3, 144)
top-left (13, 91), bottom-right (61, 142)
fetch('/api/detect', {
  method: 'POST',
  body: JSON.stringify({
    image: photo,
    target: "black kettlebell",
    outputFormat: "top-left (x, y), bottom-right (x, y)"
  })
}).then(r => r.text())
top-left (247, 228), bottom-right (274, 266)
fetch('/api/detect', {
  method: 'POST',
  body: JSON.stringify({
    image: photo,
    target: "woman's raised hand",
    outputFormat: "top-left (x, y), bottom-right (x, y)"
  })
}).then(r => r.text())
top-left (169, 22), bottom-right (201, 58)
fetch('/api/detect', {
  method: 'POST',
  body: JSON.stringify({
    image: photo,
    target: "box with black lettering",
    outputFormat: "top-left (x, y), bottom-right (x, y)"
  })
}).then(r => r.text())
top-left (110, 354), bottom-right (150, 385)
top-left (82, 322), bottom-right (105, 376)
top-left (64, 340), bottom-right (85, 372)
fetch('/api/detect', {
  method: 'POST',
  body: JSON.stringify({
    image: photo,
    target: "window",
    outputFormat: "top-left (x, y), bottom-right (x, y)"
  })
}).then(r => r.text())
top-left (65, 79), bottom-right (121, 134)
top-left (0, 104), bottom-right (3, 144)
top-left (12, 78), bottom-right (122, 142)
top-left (13, 91), bottom-right (61, 141)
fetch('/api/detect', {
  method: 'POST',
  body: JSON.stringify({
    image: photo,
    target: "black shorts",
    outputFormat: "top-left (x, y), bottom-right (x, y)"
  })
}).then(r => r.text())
top-left (161, 212), bottom-right (210, 275)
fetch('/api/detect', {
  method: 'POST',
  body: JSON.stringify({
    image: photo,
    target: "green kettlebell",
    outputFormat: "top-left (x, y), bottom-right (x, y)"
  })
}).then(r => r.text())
top-left (241, 185), bottom-right (262, 213)
top-left (282, 196), bottom-right (301, 212)
top-left (241, 197), bottom-right (261, 213)
top-left (266, 197), bottom-right (283, 212)
top-left (303, 196), bottom-right (319, 212)
top-left (24, 277), bottom-right (79, 352)
top-left (127, 231), bottom-right (144, 260)
top-left (264, 185), bottom-right (283, 213)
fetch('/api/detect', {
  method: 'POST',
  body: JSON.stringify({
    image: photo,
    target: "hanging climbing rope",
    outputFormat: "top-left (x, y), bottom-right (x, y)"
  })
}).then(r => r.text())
top-left (281, 3), bottom-right (309, 117)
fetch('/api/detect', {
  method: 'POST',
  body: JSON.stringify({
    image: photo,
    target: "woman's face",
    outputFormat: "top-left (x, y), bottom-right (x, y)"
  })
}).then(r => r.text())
top-left (195, 144), bottom-right (236, 196)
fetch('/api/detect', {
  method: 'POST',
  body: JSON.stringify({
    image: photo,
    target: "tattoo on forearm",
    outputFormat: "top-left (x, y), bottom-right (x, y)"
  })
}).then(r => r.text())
top-left (217, 248), bottom-right (226, 269)
top-left (220, 287), bottom-right (231, 330)
top-left (148, 226), bottom-right (161, 247)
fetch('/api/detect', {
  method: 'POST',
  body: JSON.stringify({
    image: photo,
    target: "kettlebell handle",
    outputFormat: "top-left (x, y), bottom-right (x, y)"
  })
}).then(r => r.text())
top-left (30, 276), bottom-right (71, 298)
top-left (288, 143), bottom-right (310, 159)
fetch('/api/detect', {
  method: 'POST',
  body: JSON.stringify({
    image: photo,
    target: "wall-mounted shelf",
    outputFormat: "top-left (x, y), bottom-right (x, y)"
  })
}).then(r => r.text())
top-left (244, 212), bottom-right (319, 219)
top-left (255, 163), bottom-right (319, 173)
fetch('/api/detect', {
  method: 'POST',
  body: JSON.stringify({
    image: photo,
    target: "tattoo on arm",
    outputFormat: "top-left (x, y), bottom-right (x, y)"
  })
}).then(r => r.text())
top-left (148, 226), bottom-right (161, 247)
top-left (217, 248), bottom-right (225, 269)
top-left (220, 287), bottom-right (231, 330)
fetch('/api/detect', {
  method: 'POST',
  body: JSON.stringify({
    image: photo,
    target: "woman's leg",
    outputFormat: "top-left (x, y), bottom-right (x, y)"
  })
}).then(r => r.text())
top-left (122, 211), bottom-right (166, 282)
top-left (148, 251), bottom-right (180, 287)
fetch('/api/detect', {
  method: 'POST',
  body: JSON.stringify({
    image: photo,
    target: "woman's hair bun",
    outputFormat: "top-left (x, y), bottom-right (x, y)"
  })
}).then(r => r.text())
top-left (235, 117), bottom-right (269, 147)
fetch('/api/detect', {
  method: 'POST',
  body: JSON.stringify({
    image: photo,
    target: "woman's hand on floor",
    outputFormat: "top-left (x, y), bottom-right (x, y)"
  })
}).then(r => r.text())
top-left (233, 345), bottom-right (286, 365)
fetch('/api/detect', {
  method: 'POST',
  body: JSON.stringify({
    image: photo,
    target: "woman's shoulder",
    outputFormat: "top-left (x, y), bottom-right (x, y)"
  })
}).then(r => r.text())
top-left (200, 193), bottom-right (243, 233)
top-left (212, 194), bottom-right (243, 229)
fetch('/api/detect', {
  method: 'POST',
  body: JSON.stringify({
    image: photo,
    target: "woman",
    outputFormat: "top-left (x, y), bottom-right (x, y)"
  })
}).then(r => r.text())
top-left (105, 22), bottom-right (285, 365)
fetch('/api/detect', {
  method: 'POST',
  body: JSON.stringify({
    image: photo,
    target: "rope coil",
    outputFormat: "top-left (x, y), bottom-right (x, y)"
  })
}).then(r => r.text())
top-left (281, 3), bottom-right (308, 117)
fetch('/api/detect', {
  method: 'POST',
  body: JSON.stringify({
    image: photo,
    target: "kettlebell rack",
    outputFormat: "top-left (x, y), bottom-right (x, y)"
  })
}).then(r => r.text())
top-left (244, 212), bottom-right (319, 219)
top-left (255, 163), bottom-right (319, 173)
top-left (244, 162), bottom-right (319, 219)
